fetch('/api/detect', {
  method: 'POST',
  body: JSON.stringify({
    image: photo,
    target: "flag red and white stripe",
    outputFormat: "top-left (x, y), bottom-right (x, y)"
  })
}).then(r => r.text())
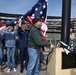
top-left (0, 23), bottom-right (6, 30)
top-left (23, 0), bottom-right (48, 41)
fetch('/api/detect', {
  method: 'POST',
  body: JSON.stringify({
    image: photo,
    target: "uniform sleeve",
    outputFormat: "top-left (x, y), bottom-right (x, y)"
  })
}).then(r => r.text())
top-left (18, 27), bottom-right (21, 36)
top-left (32, 30), bottom-right (51, 47)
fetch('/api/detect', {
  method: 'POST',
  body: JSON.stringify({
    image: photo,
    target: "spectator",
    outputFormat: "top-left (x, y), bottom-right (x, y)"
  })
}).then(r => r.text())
top-left (27, 17), bottom-right (55, 75)
top-left (0, 33), bottom-right (4, 73)
top-left (18, 19), bottom-right (29, 73)
top-left (70, 28), bottom-right (75, 50)
top-left (70, 28), bottom-right (75, 41)
top-left (2, 26), bottom-right (17, 73)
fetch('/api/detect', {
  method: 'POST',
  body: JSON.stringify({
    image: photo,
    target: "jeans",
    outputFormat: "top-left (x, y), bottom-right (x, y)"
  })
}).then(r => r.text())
top-left (0, 47), bottom-right (3, 66)
top-left (20, 47), bottom-right (29, 70)
top-left (7, 47), bottom-right (16, 69)
top-left (69, 40), bottom-right (75, 50)
top-left (69, 40), bottom-right (75, 46)
top-left (27, 48), bottom-right (40, 75)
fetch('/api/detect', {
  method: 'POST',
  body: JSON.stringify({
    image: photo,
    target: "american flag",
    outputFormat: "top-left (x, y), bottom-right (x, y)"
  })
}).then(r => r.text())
top-left (23, 0), bottom-right (48, 41)
top-left (0, 23), bottom-right (6, 30)
top-left (0, 0), bottom-right (48, 41)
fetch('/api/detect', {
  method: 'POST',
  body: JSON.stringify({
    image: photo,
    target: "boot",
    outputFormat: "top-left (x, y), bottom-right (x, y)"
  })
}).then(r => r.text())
top-left (0, 66), bottom-right (4, 73)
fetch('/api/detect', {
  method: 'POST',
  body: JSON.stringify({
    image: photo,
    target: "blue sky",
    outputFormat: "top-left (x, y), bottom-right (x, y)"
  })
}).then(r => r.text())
top-left (0, 0), bottom-right (76, 18)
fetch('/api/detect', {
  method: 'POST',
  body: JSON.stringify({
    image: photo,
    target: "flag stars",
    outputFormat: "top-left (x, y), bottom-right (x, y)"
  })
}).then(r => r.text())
top-left (35, 8), bottom-right (38, 11)
top-left (32, 14), bottom-right (35, 17)
top-left (43, 5), bottom-right (46, 8)
top-left (40, 11), bottom-right (43, 14)
top-left (45, 0), bottom-right (47, 2)
top-left (42, 16), bottom-right (44, 19)
top-left (14, 21), bottom-right (17, 24)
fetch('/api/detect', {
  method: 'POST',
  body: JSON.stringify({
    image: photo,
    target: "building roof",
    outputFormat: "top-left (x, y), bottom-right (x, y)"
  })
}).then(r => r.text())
top-left (0, 12), bottom-right (62, 19)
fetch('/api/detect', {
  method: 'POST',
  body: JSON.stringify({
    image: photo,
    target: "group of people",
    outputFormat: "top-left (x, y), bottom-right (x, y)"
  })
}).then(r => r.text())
top-left (0, 17), bottom-right (55, 75)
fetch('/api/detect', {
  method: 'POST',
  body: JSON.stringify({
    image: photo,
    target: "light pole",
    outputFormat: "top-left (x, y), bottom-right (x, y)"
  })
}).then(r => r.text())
top-left (61, 0), bottom-right (71, 46)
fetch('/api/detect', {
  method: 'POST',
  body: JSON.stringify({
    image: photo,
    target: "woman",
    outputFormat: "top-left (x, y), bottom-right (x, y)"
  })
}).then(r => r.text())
top-left (2, 26), bottom-right (17, 73)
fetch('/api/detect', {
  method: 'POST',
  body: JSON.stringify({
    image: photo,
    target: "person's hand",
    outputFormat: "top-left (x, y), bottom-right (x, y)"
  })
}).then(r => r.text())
top-left (18, 18), bottom-right (22, 23)
top-left (15, 36), bottom-right (19, 40)
top-left (50, 44), bottom-right (55, 49)
top-left (18, 18), bottom-right (22, 27)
